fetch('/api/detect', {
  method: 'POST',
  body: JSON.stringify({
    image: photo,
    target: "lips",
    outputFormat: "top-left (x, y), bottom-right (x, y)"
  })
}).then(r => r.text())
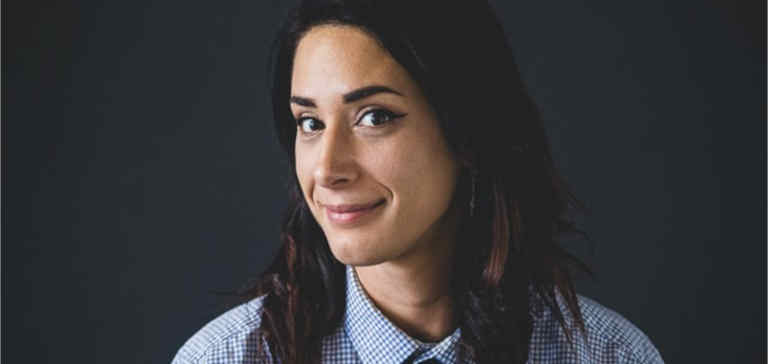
top-left (322, 198), bottom-right (386, 226)
top-left (323, 199), bottom-right (385, 213)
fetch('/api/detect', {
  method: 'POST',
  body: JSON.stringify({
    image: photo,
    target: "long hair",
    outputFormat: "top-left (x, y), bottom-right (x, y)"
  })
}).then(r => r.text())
top-left (240, 1), bottom-right (591, 363)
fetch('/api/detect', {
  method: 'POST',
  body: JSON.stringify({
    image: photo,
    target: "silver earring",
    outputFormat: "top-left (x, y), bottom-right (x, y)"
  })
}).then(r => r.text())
top-left (469, 169), bottom-right (479, 217)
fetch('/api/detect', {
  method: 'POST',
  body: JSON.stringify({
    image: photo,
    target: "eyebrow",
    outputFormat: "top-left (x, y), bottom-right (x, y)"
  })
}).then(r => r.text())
top-left (289, 85), bottom-right (403, 108)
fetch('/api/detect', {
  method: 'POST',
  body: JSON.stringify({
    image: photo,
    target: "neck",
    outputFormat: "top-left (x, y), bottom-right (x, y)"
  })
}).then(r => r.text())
top-left (354, 206), bottom-right (461, 343)
top-left (355, 261), bottom-right (455, 343)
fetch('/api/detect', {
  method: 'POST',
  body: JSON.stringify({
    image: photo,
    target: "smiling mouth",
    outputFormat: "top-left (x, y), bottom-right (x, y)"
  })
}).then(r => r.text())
top-left (324, 199), bottom-right (386, 226)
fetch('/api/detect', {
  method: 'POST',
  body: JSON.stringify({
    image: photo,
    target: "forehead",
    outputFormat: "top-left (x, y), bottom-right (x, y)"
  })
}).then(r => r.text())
top-left (291, 25), bottom-right (411, 98)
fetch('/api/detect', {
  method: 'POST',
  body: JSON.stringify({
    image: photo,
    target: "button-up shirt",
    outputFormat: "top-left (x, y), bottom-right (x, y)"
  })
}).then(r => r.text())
top-left (172, 265), bottom-right (663, 363)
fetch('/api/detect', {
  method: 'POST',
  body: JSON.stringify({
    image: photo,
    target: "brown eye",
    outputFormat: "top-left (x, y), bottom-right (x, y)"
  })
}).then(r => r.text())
top-left (297, 117), bottom-right (324, 133)
top-left (356, 109), bottom-right (405, 127)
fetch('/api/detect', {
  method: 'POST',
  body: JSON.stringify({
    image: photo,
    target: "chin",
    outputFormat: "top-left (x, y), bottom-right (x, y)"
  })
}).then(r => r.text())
top-left (326, 236), bottom-right (391, 267)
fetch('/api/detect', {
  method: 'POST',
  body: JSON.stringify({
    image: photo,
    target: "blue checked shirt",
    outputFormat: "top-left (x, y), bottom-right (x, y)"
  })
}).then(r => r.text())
top-left (172, 266), bottom-right (663, 363)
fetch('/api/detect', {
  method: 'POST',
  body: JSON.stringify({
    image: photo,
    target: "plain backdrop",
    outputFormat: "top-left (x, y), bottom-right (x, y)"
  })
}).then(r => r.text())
top-left (4, 0), bottom-right (765, 363)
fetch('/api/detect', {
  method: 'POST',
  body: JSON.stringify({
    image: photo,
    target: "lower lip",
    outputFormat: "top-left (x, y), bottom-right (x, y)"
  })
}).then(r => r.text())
top-left (325, 200), bottom-right (385, 226)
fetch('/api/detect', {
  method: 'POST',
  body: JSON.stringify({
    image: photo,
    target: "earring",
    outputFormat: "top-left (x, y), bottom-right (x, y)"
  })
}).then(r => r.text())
top-left (469, 169), bottom-right (479, 217)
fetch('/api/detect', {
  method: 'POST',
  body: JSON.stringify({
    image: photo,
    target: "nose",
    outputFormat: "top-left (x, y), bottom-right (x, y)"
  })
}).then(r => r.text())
top-left (313, 126), bottom-right (359, 189)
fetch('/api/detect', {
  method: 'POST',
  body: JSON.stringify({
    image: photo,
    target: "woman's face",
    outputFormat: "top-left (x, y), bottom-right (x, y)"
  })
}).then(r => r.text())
top-left (291, 25), bottom-right (461, 266)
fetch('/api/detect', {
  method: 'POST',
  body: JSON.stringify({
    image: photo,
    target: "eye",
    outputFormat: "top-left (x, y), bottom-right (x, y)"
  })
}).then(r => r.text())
top-left (356, 109), bottom-right (406, 127)
top-left (296, 117), bottom-right (324, 134)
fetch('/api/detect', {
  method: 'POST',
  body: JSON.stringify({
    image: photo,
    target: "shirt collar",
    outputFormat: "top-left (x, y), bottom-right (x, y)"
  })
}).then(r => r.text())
top-left (343, 265), bottom-right (470, 364)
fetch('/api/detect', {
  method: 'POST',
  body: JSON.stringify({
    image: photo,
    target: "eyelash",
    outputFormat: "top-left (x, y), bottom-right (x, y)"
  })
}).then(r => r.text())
top-left (295, 108), bottom-right (406, 135)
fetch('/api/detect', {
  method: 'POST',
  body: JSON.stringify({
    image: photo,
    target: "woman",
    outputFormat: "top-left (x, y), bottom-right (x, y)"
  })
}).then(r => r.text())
top-left (173, 0), bottom-right (663, 363)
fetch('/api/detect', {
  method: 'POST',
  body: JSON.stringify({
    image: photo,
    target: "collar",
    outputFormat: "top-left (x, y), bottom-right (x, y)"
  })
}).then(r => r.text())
top-left (343, 265), bottom-right (469, 364)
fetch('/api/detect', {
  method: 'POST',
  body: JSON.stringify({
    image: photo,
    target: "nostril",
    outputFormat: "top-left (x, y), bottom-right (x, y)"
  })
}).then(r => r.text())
top-left (330, 178), bottom-right (348, 186)
top-left (315, 169), bottom-right (352, 188)
top-left (313, 160), bottom-right (357, 188)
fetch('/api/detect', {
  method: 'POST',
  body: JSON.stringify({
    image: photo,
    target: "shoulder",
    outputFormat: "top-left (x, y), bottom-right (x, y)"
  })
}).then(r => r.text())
top-left (577, 295), bottom-right (664, 363)
top-left (171, 295), bottom-right (271, 364)
top-left (530, 293), bottom-right (664, 364)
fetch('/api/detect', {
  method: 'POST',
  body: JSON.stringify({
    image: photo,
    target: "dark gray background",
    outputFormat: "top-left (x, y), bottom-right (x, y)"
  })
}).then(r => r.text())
top-left (4, 0), bottom-right (765, 363)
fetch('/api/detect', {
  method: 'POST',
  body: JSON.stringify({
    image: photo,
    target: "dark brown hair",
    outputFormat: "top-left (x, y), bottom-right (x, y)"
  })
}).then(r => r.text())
top-left (240, 0), bottom-right (591, 363)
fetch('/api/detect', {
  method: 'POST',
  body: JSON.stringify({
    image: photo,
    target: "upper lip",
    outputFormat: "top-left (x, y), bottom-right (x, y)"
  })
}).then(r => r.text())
top-left (322, 199), bottom-right (385, 213)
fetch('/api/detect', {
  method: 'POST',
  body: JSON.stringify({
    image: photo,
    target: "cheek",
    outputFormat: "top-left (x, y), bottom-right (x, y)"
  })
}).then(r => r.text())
top-left (294, 146), bottom-right (316, 202)
top-left (370, 123), bottom-right (458, 216)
